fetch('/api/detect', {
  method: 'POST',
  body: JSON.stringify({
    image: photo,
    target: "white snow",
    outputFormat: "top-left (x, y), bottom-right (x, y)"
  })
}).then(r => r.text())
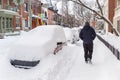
top-left (71, 27), bottom-right (80, 41)
top-left (63, 27), bottom-right (74, 43)
top-left (98, 32), bottom-right (120, 52)
top-left (0, 26), bottom-right (120, 80)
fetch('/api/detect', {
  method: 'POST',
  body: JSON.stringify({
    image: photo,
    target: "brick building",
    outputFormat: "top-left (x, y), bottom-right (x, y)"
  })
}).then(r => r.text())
top-left (48, 7), bottom-right (56, 25)
top-left (20, 0), bottom-right (43, 29)
top-left (0, 0), bottom-right (43, 34)
top-left (103, 0), bottom-right (115, 33)
top-left (31, 0), bottom-right (43, 28)
top-left (0, 0), bottom-right (20, 33)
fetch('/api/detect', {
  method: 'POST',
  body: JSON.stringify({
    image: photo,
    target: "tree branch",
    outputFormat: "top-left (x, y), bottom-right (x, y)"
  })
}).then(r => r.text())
top-left (70, 0), bottom-right (119, 36)
top-left (96, 0), bottom-right (103, 15)
top-left (72, 0), bottom-right (102, 18)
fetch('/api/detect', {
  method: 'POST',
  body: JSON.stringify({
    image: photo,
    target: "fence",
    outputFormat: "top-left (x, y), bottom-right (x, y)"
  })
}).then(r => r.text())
top-left (97, 35), bottom-right (120, 60)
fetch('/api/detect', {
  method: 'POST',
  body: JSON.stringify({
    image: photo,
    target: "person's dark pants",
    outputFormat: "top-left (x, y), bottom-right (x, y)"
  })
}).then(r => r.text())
top-left (83, 42), bottom-right (93, 62)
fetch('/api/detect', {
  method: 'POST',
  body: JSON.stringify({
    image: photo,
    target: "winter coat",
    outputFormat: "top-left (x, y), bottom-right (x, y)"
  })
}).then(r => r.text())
top-left (79, 22), bottom-right (96, 44)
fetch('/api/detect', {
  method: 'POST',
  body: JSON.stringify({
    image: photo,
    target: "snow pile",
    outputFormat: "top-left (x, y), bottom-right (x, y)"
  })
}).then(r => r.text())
top-left (0, 36), bottom-right (20, 56)
top-left (98, 33), bottom-right (120, 52)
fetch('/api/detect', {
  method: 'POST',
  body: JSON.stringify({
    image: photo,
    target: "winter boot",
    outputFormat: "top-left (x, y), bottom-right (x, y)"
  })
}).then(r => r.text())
top-left (88, 58), bottom-right (92, 64)
top-left (85, 60), bottom-right (88, 64)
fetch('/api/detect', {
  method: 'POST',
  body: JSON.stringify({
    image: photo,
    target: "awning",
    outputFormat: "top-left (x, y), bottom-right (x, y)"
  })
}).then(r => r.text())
top-left (0, 9), bottom-right (19, 16)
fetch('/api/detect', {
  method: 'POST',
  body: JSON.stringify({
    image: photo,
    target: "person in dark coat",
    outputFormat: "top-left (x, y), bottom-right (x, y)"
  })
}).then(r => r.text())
top-left (79, 21), bottom-right (96, 63)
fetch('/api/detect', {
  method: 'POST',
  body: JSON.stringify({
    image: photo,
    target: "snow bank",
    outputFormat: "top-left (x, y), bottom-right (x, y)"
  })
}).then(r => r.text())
top-left (0, 36), bottom-right (21, 55)
top-left (97, 33), bottom-right (120, 52)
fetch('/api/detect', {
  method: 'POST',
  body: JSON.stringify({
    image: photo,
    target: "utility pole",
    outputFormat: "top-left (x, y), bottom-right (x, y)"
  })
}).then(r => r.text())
top-left (28, 0), bottom-right (32, 30)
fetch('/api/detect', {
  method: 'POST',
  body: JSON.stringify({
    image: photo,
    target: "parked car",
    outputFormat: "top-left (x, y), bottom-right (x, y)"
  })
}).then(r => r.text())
top-left (63, 27), bottom-right (74, 43)
top-left (71, 27), bottom-right (80, 43)
top-left (8, 25), bottom-right (66, 69)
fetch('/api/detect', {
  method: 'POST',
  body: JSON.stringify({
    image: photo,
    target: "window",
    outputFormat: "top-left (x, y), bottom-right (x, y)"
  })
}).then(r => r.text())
top-left (16, 17), bottom-right (20, 28)
top-left (0, 0), bottom-right (1, 5)
top-left (8, 0), bottom-right (13, 5)
top-left (117, 20), bottom-right (120, 33)
top-left (24, 3), bottom-right (28, 11)
top-left (25, 20), bottom-right (28, 27)
top-left (118, 0), bottom-right (120, 6)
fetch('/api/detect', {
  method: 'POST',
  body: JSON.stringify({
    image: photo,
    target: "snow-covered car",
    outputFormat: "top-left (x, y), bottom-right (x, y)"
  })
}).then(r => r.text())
top-left (63, 27), bottom-right (74, 43)
top-left (71, 27), bottom-right (80, 43)
top-left (8, 25), bottom-right (66, 69)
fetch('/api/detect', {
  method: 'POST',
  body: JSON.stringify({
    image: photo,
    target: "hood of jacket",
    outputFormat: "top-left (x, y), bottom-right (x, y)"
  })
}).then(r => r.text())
top-left (83, 22), bottom-right (90, 30)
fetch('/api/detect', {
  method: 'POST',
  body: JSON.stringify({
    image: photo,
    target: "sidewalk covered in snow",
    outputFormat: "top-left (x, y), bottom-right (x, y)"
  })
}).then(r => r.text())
top-left (65, 38), bottom-right (120, 80)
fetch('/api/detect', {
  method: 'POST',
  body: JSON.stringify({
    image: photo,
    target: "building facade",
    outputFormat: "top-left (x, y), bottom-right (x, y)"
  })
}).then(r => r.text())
top-left (31, 0), bottom-right (43, 28)
top-left (21, 0), bottom-right (43, 29)
top-left (113, 0), bottom-right (120, 33)
top-left (103, 0), bottom-right (115, 34)
top-left (0, 0), bottom-right (43, 34)
top-left (0, 0), bottom-right (19, 33)
top-left (48, 7), bottom-right (57, 25)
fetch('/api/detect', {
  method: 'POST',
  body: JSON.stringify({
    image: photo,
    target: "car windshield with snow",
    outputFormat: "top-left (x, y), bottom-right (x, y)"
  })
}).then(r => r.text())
top-left (8, 25), bottom-right (66, 69)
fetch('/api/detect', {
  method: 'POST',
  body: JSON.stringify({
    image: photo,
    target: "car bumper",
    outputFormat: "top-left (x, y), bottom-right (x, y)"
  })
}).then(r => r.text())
top-left (10, 60), bottom-right (40, 69)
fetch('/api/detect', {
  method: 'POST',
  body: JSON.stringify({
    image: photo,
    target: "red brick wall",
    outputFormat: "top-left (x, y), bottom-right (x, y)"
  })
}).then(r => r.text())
top-left (108, 0), bottom-right (115, 32)
top-left (48, 9), bottom-right (54, 25)
top-left (32, 0), bottom-right (42, 15)
top-left (13, 16), bottom-right (16, 30)
top-left (115, 0), bottom-right (117, 8)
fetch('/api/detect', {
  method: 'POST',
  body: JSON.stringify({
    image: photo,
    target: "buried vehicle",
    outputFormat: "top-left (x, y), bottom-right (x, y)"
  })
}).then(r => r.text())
top-left (8, 25), bottom-right (66, 69)
top-left (63, 27), bottom-right (74, 43)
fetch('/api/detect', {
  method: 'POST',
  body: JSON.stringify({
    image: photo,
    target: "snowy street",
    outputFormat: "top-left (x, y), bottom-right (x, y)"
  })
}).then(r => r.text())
top-left (0, 34), bottom-right (120, 80)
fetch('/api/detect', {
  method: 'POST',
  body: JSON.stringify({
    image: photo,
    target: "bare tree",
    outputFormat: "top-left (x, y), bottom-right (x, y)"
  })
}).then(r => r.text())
top-left (61, 0), bottom-right (76, 28)
top-left (70, 0), bottom-right (119, 36)
top-left (73, 1), bottom-right (93, 26)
